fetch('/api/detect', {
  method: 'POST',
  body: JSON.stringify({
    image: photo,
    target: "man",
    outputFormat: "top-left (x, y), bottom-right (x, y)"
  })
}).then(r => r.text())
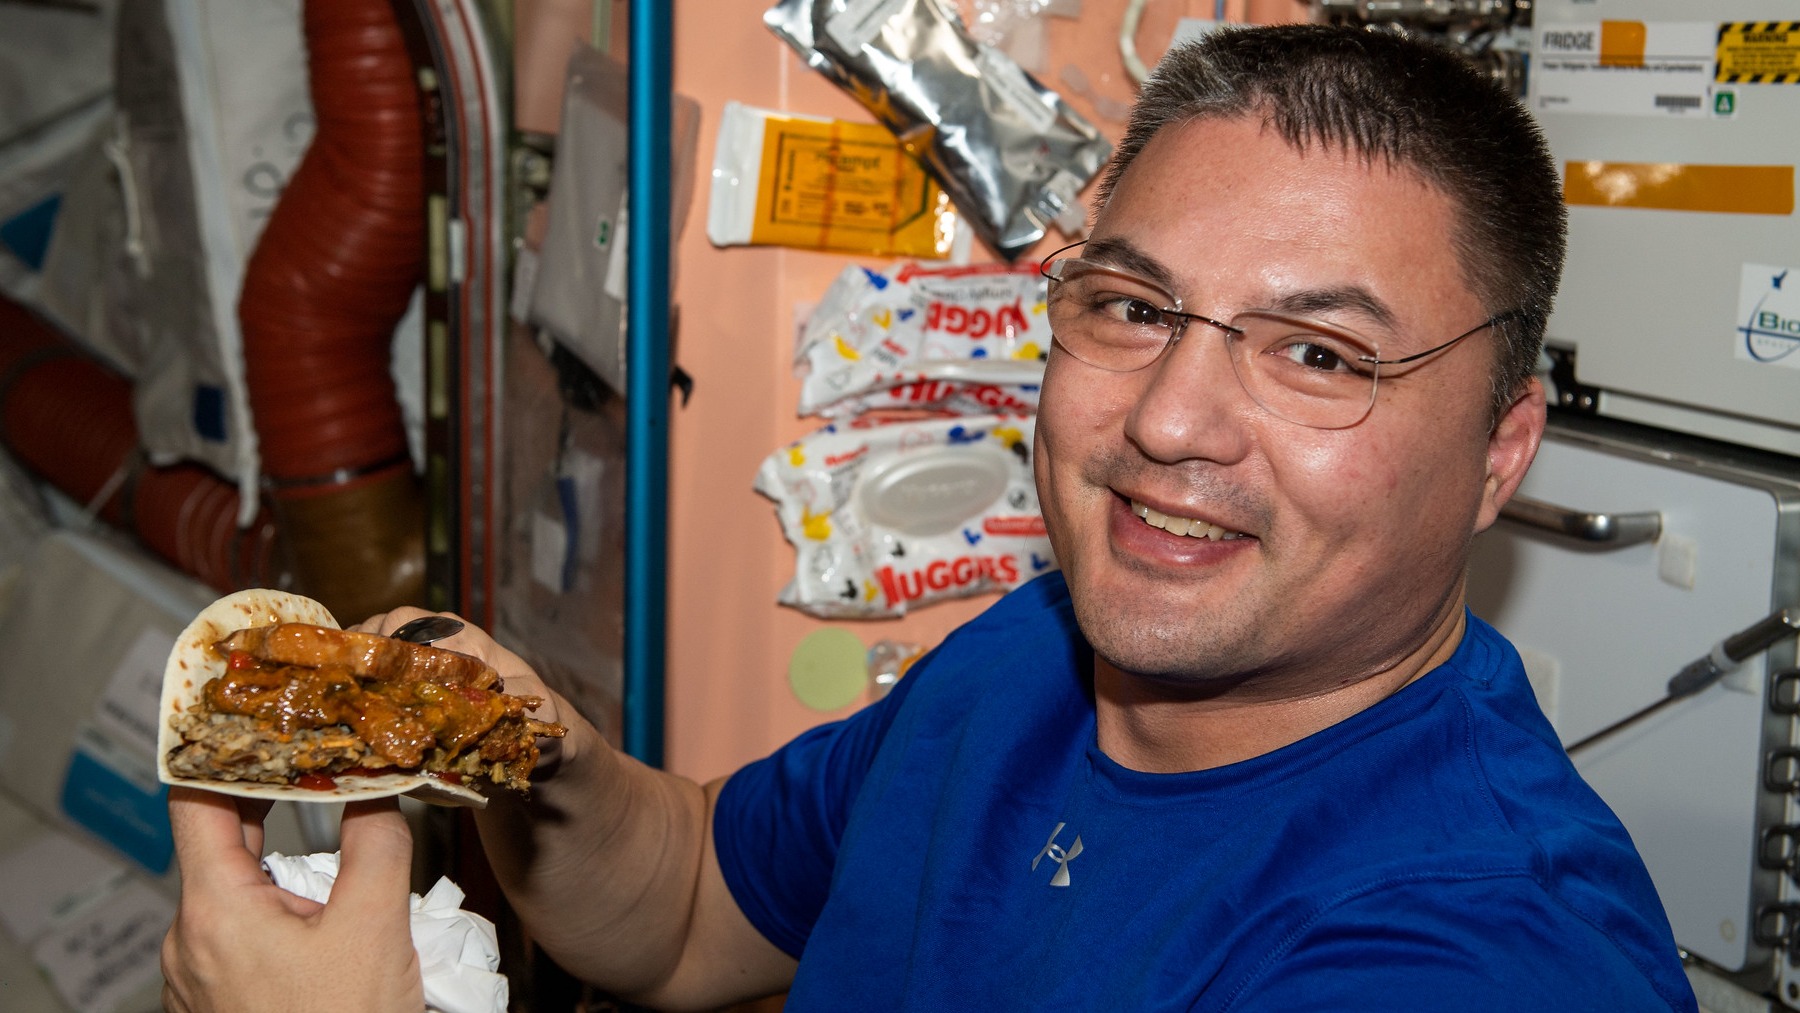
top-left (162, 24), bottom-right (1698, 1012)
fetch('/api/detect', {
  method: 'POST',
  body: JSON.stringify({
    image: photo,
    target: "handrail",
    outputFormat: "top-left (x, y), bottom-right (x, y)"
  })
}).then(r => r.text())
top-left (625, 0), bottom-right (671, 767)
top-left (1499, 494), bottom-right (1662, 547)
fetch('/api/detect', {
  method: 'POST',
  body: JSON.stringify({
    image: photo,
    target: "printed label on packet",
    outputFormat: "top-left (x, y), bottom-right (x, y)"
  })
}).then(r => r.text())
top-left (977, 45), bottom-right (1057, 134)
top-left (797, 261), bottom-right (1048, 417)
top-left (707, 102), bottom-right (955, 259)
top-left (827, 0), bottom-right (909, 52)
top-left (755, 413), bottom-right (1057, 618)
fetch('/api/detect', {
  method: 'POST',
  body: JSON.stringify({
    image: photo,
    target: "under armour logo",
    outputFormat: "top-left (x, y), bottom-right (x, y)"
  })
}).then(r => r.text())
top-left (1031, 822), bottom-right (1084, 887)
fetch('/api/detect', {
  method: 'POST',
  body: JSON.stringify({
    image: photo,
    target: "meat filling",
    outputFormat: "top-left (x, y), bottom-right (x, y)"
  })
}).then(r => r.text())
top-left (167, 625), bottom-right (563, 792)
top-left (216, 623), bottom-right (500, 690)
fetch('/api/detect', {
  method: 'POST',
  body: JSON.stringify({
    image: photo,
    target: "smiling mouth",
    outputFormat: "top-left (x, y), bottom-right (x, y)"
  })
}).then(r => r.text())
top-left (1130, 499), bottom-right (1247, 541)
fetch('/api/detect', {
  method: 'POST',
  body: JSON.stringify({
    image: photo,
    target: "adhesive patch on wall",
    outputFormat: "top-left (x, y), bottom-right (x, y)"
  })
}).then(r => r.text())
top-left (788, 627), bottom-right (869, 712)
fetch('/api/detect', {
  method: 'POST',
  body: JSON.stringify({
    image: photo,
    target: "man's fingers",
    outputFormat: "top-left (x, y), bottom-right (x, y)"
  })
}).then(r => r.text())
top-left (168, 787), bottom-right (278, 892)
top-left (324, 799), bottom-right (414, 927)
top-left (350, 606), bottom-right (430, 635)
top-left (352, 610), bottom-right (554, 712)
top-left (237, 795), bottom-right (274, 857)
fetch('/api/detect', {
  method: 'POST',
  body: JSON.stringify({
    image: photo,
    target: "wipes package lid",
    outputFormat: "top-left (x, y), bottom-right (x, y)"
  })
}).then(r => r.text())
top-left (756, 412), bottom-right (1056, 618)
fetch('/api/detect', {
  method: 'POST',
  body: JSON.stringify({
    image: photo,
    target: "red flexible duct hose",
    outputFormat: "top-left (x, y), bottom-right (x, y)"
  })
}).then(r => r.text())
top-left (0, 299), bottom-right (130, 518)
top-left (238, 0), bottom-right (426, 621)
top-left (0, 294), bottom-right (283, 591)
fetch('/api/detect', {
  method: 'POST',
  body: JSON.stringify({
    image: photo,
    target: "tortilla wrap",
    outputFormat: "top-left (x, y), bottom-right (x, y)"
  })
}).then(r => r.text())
top-left (157, 588), bottom-right (487, 808)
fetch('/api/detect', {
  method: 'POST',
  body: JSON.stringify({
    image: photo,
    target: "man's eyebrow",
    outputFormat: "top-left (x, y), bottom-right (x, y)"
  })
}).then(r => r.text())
top-left (1078, 237), bottom-right (1183, 294)
top-left (1078, 238), bottom-right (1403, 334)
top-left (1264, 286), bottom-right (1399, 333)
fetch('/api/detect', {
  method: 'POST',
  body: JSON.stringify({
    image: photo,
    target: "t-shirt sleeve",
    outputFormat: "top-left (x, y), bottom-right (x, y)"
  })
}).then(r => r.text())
top-left (1218, 876), bottom-right (1697, 1013)
top-left (712, 659), bottom-right (924, 959)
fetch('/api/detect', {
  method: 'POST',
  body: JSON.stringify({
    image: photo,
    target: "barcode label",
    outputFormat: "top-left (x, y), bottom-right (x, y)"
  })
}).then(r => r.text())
top-left (1654, 94), bottom-right (1702, 110)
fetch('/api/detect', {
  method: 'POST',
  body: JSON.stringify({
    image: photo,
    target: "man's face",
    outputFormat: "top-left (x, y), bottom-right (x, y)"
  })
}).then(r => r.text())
top-left (1036, 115), bottom-right (1537, 697)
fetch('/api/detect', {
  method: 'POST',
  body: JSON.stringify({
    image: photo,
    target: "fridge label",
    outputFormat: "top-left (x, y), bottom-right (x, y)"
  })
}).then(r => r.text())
top-left (1531, 21), bottom-right (1719, 117)
top-left (1736, 263), bottom-right (1800, 368)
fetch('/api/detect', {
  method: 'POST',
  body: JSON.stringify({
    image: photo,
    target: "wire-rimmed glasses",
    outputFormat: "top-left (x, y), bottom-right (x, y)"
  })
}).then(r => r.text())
top-left (1040, 242), bottom-right (1511, 430)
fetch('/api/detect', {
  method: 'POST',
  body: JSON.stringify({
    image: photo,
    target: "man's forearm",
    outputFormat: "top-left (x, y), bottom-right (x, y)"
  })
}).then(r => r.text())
top-left (472, 722), bottom-right (711, 996)
top-left (469, 718), bottom-right (796, 1009)
top-left (339, 608), bottom-right (791, 1006)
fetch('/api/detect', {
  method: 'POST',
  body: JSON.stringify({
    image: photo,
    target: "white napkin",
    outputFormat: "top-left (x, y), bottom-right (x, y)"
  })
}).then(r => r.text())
top-left (262, 852), bottom-right (509, 1013)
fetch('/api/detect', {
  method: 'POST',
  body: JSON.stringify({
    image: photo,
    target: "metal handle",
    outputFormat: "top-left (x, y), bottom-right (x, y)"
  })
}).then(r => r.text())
top-left (1724, 612), bottom-right (1800, 663)
top-left (1772, 668), bottom-right (1800, 715)
top-left (1768, 748), bottom-right (1800, 793)
top-left (1499, 495), bottom-right (1662, 546)
top-left (1756, 903), bottom-right (1800, 948)
top-left (1761, 824), bottom-right (1800, 872)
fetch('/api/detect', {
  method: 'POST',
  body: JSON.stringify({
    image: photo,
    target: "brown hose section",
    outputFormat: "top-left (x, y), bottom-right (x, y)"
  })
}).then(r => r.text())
top-left (0, 294), bottom-right (283, 591)
top-left (238, 0), bottom-right (426, 621)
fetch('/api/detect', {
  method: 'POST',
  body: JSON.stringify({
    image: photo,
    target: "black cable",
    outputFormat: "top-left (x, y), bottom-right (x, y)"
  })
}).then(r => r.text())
top-left (1566, 608), bottom-right (1798, 757)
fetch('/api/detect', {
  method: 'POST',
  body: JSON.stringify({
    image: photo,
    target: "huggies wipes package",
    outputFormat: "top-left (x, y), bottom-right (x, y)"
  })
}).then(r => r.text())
top-left (755, 413), bottom-right (1054, 618)
top-left (765, 258), bottom-right (1061, 617)
top-left (797, 261), bottom-right (1047, 418)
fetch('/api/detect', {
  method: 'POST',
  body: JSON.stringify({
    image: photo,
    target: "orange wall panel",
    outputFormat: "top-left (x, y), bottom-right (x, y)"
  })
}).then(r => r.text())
top-left (661, 0), bottom-right (1308, 782)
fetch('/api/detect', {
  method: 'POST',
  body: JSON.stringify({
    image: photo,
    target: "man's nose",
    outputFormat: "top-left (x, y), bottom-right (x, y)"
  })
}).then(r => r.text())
top-left (1122, 327), bottom-right (1256, 465)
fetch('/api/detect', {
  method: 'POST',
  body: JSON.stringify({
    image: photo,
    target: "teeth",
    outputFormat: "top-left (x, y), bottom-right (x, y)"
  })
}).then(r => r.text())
top-left (1130, 499), bottom-right (1244, 541)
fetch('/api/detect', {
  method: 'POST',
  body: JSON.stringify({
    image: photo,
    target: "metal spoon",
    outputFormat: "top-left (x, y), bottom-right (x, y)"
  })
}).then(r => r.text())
top-left (390, 615), bottom-right (465, 645)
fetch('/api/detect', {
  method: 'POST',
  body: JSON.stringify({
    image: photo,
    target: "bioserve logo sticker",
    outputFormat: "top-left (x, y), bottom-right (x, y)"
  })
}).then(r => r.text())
top-left (1738, 263), bottom-right (1800, 368)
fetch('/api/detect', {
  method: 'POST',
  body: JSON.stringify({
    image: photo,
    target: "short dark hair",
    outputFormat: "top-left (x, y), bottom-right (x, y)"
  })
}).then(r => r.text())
top-left (1098, 24), bottom-right (1565, 422)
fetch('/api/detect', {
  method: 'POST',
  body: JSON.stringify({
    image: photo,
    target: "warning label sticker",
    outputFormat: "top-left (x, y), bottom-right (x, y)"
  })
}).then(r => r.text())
top-left (1716, 22), bottom-right (1800, 83)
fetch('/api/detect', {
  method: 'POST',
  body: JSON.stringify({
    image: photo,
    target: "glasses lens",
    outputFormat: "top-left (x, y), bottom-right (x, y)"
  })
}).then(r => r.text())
top-left (1229, 312), bottom-right (1380, 429)
top-left (1044, 259), bottom-right (1181, 371)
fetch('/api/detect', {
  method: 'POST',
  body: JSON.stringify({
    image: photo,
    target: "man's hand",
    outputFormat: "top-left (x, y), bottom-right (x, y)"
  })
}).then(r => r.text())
top-left (342, 609), bottom-right (793, 1006)
top-left (160, 788), bottom-right (423, 1013)
top-left (353, 608), bottom-right (581, 773)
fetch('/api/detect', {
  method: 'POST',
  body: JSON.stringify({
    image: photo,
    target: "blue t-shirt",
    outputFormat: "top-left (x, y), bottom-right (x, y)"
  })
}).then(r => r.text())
top-left (716, 573), bottom-right (1697, 1011)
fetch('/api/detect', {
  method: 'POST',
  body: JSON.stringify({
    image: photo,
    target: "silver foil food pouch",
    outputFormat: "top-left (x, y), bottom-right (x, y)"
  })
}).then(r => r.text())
top-left (764, 0), bottom-right (1111, 260)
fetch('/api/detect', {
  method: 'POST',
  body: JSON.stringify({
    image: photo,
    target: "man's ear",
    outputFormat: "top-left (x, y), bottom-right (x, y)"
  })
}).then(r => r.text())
top-left (1475, 377), bottom-right (1546, 534)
